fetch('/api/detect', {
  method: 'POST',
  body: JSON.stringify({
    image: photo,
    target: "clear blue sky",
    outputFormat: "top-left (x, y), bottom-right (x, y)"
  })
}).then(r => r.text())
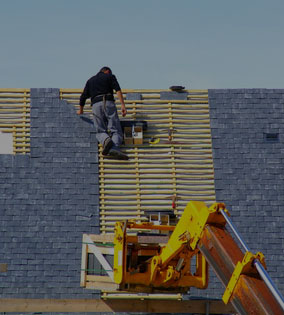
top-left (1, 0), bottom-right (284, 89)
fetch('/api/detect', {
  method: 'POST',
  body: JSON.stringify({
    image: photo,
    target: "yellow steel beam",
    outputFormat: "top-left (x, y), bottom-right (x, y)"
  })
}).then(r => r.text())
top-left (0, 88), bottom-right (30, 93)
top-left (60, 88), bottom-right (208, 93)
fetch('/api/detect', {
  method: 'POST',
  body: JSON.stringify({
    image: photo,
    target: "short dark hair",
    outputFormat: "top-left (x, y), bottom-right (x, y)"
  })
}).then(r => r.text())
top-left (100, 66), bottom-right (112, 74)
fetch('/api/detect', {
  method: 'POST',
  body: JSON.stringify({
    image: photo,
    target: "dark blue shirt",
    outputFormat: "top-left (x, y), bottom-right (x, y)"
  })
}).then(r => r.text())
top-left (80, 71), bottom-right (121, 106)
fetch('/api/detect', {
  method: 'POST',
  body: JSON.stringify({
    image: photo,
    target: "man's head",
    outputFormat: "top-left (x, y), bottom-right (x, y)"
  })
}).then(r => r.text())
top-left (100, 66), bottom-right (112, 74)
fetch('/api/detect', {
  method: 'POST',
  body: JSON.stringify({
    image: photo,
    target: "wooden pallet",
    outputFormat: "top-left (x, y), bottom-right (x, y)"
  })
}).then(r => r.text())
top-left (81, 233), bottom-right (118, 291)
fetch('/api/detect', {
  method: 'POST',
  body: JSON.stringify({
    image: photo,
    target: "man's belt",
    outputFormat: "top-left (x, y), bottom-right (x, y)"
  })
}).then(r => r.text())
top-left (93, 93), bottom-right (114, 104)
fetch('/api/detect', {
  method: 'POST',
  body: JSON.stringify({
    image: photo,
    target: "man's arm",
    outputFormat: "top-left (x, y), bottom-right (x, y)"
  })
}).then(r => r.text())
top-left (117, 90), bottom-right (127, 117)
top-left (77, 105), bottom-right (84, 115)
top-left (77, 81), bottom-right (90, 115)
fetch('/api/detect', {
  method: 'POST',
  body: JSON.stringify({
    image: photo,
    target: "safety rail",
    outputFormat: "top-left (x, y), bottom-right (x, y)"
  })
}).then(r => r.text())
top-left (0, 89), bottom-right (30, 154)
top-left (60, 89), bottom-right (216, 233)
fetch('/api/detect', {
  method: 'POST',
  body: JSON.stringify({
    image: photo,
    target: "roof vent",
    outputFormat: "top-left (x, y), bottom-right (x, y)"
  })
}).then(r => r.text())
top-left (264, 132), bottom-right (279, 143)
top-left (169, 86), bottom-right (185, 92)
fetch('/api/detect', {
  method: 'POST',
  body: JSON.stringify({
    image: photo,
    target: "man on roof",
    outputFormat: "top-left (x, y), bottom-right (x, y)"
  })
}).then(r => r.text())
top-left (78, 66), bottom-right (128, 160)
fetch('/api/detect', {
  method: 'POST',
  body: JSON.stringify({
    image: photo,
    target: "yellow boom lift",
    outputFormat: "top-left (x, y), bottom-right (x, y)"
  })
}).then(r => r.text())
top-left (111, 201), bottom-right (284, 315)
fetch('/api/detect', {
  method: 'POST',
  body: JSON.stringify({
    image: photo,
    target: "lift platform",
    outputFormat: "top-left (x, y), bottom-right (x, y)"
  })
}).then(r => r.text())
top-left (81, 201), bottom-right (284, 315)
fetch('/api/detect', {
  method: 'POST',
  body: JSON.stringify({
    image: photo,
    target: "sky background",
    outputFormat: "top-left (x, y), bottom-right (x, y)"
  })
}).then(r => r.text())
top-left (0, 0), bottom-right (284, 90)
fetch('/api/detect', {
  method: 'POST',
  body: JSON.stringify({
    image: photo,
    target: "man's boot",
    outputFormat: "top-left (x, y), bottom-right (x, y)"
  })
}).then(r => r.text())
top-left (102, 137), bottom-right (114, 155)
top-left (108, 148), bottom-right (129, 160)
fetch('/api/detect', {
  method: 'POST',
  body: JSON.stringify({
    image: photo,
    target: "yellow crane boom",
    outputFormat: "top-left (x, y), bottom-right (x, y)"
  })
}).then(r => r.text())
top-left (113, 201), bottom-right (284, 314)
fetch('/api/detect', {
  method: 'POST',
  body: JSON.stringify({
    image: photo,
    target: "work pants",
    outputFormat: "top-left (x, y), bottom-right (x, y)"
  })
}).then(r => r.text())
top-left (92, 100), bottom-right (123, 148)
